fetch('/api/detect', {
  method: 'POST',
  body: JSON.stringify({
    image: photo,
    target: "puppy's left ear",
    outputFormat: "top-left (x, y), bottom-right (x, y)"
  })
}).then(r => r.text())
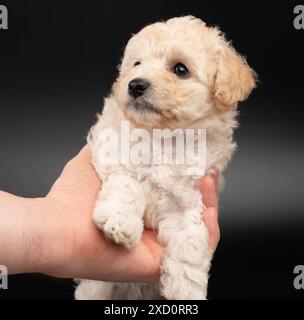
top-left (214, 38), bottom-right (257, 111)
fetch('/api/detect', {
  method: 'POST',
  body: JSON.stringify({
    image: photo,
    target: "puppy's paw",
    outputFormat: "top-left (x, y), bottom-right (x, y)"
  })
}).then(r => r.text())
top-left (103, 214), bottom-right (144, 249)
top-left (93, 201), bottom-right (143, 249)
top-left (160, 255), bottom-right (208, 300)
top-left (75, 280), bottom-right (113, 300)
top-left (161, 272), bottom-right (207, 300)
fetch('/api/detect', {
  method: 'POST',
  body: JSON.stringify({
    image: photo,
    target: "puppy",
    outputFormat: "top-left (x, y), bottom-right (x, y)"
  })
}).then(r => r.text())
top-left (75, 16), bottom-right (256, 300)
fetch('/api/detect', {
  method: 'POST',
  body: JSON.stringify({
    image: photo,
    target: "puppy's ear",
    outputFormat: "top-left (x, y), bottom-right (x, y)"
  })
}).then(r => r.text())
top-left (214, 38), bottom-right (257, 111)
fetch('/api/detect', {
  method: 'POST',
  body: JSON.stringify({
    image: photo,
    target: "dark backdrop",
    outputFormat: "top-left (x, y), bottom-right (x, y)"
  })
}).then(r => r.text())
top-left (0, 0), bottom-right (303, 300)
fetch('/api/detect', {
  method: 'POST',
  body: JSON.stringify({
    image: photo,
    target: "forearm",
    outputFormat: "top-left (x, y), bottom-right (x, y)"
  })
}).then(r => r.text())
top-left (0, 192), bottom-right (57, 275)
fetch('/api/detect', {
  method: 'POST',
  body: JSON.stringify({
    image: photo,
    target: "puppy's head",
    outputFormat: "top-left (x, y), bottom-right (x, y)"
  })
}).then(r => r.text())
top-left (113, 16), bottom-right (257, 129)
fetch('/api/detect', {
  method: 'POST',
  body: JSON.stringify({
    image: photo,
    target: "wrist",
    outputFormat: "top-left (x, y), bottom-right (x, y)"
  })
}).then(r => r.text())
top-left (25, 197), bottom-right (72, 278)
top-left (0, 193), bottom-right (68, 277)
top-left (0, 192), bottom-right (43, 274)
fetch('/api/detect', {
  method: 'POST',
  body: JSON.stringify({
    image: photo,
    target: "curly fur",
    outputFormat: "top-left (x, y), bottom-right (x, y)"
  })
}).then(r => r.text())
top-left (75, 16), bottom-right (256, 300)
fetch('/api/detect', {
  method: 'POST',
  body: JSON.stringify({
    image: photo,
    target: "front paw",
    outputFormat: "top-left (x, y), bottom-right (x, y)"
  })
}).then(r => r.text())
top-left (93, 201), bottom-right (143, 249)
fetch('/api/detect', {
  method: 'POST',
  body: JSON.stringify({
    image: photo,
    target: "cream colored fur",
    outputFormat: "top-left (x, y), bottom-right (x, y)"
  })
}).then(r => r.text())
top-left (75, 16), bottom-right (256, 300)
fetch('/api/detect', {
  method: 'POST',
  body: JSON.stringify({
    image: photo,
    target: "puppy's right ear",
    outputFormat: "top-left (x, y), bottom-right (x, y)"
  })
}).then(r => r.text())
top-left (214, 38), bottom-right (257, 111)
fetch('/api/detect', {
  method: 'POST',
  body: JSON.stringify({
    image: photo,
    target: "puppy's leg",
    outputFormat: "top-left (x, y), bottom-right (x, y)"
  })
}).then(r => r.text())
top-left (75, 280), bottom-right (113, 300)
top-left (93, 174), bottom-right (146, 249)
top-left (159, 192), bottom-right (212, 300)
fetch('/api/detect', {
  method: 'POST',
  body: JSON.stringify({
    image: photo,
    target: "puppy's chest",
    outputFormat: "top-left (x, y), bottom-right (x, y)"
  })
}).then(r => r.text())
top-left (132, 166), bottom-right (201, 229)
top-left (119, 131), bottom-right (211, 179)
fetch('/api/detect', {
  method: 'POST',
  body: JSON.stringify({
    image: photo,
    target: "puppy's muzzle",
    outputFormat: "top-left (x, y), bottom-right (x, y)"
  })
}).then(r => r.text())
top-left (128, 78), bottom-right (150, 99)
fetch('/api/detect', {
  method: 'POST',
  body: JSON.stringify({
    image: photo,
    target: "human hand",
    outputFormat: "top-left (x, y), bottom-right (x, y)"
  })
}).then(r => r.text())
top-left (41, 146), bottom-right (220, 282)
top-left (200, 170), bottom-right (221, 253)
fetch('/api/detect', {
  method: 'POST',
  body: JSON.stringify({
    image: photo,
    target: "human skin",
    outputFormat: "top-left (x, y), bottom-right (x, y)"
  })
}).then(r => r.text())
top-left (0, 146), bottom-right (220, 283)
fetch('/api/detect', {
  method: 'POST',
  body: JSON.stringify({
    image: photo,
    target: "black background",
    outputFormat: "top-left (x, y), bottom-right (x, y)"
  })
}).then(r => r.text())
top-left (0, 0), bottom-right (303, 299)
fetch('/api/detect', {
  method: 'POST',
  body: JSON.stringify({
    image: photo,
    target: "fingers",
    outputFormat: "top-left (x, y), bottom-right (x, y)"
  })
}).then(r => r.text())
top-left (211, 169), bottom-right (220, 192)
top-left (202, 207), bottom-right (220, 252)
top-left (200, 171), bottom-right (220, 251)
top-left (58, 145), bottom-right (101, 191)
top-left (200, 174), bottom-right (218, 210)
top-left (63, 145), bottom-right (93, 171)
top-left (73, 145), bottom-right (92, 165)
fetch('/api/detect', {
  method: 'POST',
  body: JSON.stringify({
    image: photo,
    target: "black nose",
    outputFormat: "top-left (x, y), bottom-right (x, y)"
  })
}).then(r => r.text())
top-left (128, 78), bottom-right (150, 98)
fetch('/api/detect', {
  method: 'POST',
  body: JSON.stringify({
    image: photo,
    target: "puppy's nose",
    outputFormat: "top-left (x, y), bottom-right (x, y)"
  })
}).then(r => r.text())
top-left (128, 78), bottom-right (150, 98)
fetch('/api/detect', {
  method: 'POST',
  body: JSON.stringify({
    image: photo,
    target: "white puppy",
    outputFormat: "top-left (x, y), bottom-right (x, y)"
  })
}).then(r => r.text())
top-left (75, 16), bottom-right (256, 300)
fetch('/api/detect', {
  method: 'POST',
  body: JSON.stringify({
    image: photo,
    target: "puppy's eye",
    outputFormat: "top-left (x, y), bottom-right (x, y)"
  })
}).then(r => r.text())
top-left (134, 61), bottom-right (141, 67)
top-left (173, 63), bottom-right (189, 77)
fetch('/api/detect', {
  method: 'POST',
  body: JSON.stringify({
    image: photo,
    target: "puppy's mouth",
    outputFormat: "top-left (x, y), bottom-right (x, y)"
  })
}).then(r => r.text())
top-left (128, 97), bottom-right (161, 114)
